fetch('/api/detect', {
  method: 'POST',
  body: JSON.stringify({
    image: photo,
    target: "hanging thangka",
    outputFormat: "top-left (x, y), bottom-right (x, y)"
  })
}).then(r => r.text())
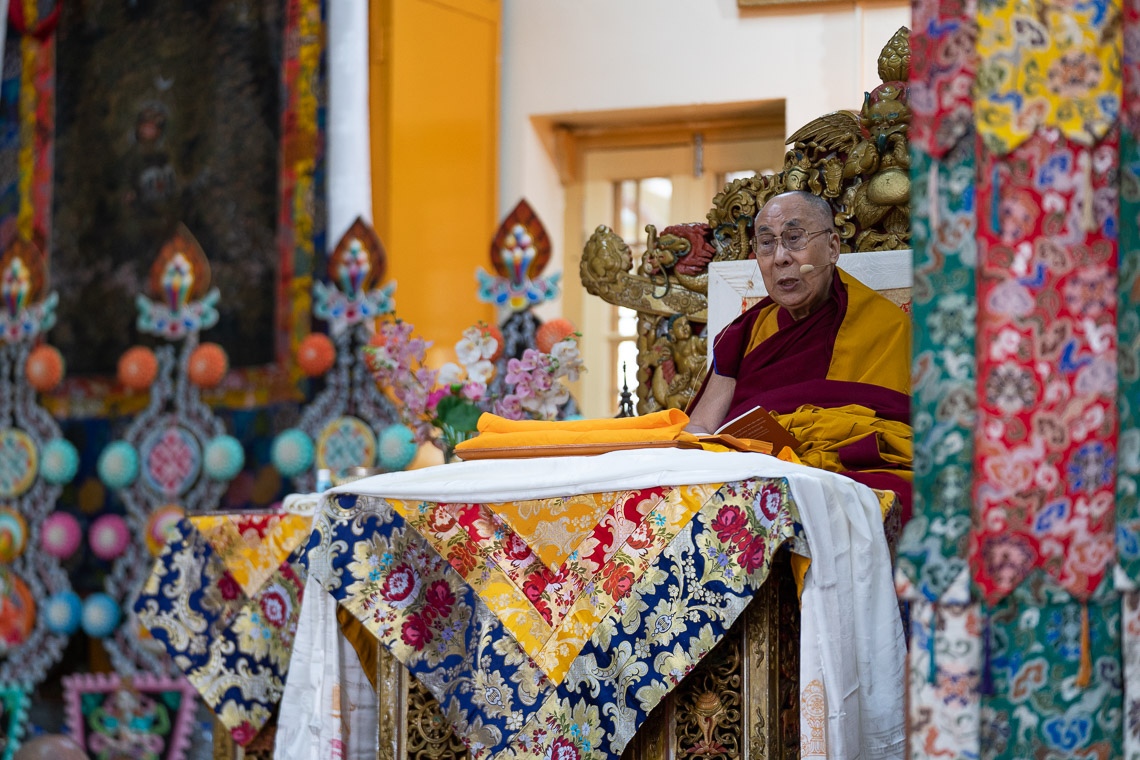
top-left (970, 30), bottom-right (1124, 760)
top-left (0, 0), bottom-right (325, 412)
top-left (971, 126), bottom-right (1119, 603)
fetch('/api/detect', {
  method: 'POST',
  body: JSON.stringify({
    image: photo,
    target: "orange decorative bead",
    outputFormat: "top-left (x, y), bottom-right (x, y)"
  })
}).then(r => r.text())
top-left (25, 345), bottom-right (65, 391)
top-left (298, 333), bottom-right (336, 377)
top-left (535, 318), bottom-right (577, 353)
top-left (117, 346), bottom-right (158, 390)
top-left (188, 342), bottom-right (229, 388)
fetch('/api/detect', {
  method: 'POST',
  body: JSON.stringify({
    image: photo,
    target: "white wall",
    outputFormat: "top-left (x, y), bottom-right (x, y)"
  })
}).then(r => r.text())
top-left (499, 0), bottom-right (911, 313)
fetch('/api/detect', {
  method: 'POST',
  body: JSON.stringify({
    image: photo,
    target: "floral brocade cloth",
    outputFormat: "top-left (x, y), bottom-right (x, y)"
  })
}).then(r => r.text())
top-left (909, 0), bottom-right (978, 158)
top-left (191, 513), bottom-right (312, 597)
top-left (974, 0), bottom-right (1122, 156)
top-left (134, 514), bottom-right (312, 746)
top-left (971, 127), bottom-right (1119, 603)
top-left (1118, 63), bottom-right (1140, 579)
top-left (308, 479), bottom-right (797, 760)
top-left (898, 138), bottom-right (978, 601)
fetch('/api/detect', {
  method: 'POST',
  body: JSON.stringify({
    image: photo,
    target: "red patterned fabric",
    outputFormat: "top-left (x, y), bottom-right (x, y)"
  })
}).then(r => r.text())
top-left (971, 128), bottom-right (1119, 602)
top-left (909, 0), bottom-right (978, 158)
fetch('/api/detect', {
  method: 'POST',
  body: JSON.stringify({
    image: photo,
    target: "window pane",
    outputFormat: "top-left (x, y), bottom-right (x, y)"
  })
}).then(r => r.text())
top-left (638, 177), bottom-right (673, 233)
top-left (617, 306), bottom-right (637, 337)
top-left (722, 169), bottom-right (756, 184)
top-left (616, 338), bottom-right (640, 410)
top-left (617, 179), bottom-right (639, 242)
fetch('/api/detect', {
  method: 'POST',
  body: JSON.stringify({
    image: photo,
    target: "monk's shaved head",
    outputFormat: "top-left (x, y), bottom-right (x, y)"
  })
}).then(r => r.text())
top-left (755, 191), bottom-right (835, 235)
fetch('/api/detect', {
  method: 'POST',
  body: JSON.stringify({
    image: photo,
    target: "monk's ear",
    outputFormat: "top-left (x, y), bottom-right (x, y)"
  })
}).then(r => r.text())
top-left (827, 232), bottom-right (841, 263)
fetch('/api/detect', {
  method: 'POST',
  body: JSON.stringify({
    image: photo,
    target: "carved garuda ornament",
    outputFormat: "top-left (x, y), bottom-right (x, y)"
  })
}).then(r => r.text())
top-left (581, 27), bottom-right (911, 415)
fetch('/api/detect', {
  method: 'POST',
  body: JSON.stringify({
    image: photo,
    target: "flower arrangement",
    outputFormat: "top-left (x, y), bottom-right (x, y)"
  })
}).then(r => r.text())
top-left (365, 319), bottom-right (584, 459)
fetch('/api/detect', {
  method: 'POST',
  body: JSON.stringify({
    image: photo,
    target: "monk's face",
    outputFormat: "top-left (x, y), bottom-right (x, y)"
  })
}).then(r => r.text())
top-left (753, 195), bottom-right (840, 320)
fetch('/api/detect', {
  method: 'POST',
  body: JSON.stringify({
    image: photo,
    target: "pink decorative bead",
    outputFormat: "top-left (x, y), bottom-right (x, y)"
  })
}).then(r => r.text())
top-left (88, 514), bottom-right (131, 561)
top-left (41, 511), bottom-right (82, 559)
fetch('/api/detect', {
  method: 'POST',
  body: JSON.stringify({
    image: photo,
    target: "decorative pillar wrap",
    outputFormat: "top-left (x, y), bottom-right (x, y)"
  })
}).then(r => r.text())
top-left (908, 0), bottom-right (1133, 753)
top-left (902, 142), bottom-right (978, 600)
top-left (1118, 5), bottom-right (1140, 753)
top-left (973, 0), bottom-right (1121, 156)
top-left (1117, 0), bottom-right (1140, 586)
top-left (899, 0), bottom-right (981, 602)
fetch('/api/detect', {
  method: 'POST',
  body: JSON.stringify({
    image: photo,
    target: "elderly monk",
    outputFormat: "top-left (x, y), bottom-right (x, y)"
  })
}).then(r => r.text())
top-left (685, 190), bottom-right (913, 519)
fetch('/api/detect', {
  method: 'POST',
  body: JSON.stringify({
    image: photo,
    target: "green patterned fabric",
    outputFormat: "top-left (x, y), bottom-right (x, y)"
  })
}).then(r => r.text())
top-left (898, 139), bottom-right (978, 601)
top-left (1118, 131), bottom-right (1140, 578)
top-left (981, 574), bottom-right (1121, 758)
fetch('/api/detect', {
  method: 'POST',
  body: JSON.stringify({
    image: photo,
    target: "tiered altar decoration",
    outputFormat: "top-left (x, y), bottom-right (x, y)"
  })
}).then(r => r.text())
top-left (92, 226), bottom-right (245, 676)
top-left (0, 240), bottom-right (79, 755)
top-left (270, 217), bottom-right (407, 489)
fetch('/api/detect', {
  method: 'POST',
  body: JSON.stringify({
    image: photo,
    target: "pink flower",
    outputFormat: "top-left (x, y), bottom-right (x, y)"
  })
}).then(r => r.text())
top-left (380, 564), bottom-right (420, 608)
top-left (495, 395), bottom-right (525, 420)
top-left (424, 580), bottom-right (456, 616)
top-left (711, 505), bottom-right (749, 545)
top-left (738, 536), bottom-right (767, 573)
top-left (503, 533), bottom-right (532, 561)
top-left (550, 737), bottom-right (582, 760)
top-left (461, 381), bottom-right (487, 401)
top-left (602, 564), bottom-right (636, 599)
top-left (426, 387), bottom-right (449, 412)
top-left (258, 586), bottom-right (291, 628)
top-left (523, 579), bottom-right (545, 602)
top-left (401, 614), bottom-right (432, 650)
top-left (231, 722), bottom-right (258, 745)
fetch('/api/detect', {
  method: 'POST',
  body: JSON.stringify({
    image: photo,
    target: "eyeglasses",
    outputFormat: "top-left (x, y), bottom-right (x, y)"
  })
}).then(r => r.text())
top-left (753, 228), bottom-right (830, 257)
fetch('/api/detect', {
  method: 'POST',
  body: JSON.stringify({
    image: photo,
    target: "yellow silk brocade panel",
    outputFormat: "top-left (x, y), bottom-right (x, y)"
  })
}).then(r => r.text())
top-left (387, 482), bottom-right (719, 684)
top-left (190, 513), bottom-right (313, 597)
top-left (975, 0), bottom-right (1122, 155)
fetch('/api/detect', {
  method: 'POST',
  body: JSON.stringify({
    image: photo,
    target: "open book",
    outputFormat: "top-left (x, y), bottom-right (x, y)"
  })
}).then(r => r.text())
top-left (709, 405), bottom-right (802, 453)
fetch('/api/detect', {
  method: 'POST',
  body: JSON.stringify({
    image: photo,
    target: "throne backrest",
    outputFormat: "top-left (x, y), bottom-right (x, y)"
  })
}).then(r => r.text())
top-left (705, 250), bottom-right (912, 367)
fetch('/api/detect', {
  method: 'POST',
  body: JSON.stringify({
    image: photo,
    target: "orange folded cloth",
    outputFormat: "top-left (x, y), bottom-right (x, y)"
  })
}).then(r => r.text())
top-left (454, 409), bottom-right (691, 451)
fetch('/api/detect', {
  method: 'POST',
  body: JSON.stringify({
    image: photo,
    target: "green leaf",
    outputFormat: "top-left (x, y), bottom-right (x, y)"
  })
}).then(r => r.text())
top-left (437, 396), bottom-right (483, 431)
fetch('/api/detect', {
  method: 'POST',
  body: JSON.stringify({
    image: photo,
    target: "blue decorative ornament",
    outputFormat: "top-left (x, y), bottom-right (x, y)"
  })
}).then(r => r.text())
top-left (97, 442), bottom-right (139, 490)
top-left (44, 591), bottom-right (83, 635)
top-left (41, 439), bottom-right (80, 485)
top-left (272, 428), bottom-right (315, 478)
top-left (377, 424), bottom-right (417, 471)
top-left (81, 593), bottom-right (121, 638)
top-left (204, 435), bottom-right (245, 481)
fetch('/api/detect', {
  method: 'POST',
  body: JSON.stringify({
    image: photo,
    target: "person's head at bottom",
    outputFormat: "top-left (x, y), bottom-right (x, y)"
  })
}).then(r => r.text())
top-left (752, 191), bottom-right (841, 321)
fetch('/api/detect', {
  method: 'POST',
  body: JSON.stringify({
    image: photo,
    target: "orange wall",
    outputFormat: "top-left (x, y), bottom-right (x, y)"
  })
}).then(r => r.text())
top-left (370, 0), bottom-right (499, 366)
